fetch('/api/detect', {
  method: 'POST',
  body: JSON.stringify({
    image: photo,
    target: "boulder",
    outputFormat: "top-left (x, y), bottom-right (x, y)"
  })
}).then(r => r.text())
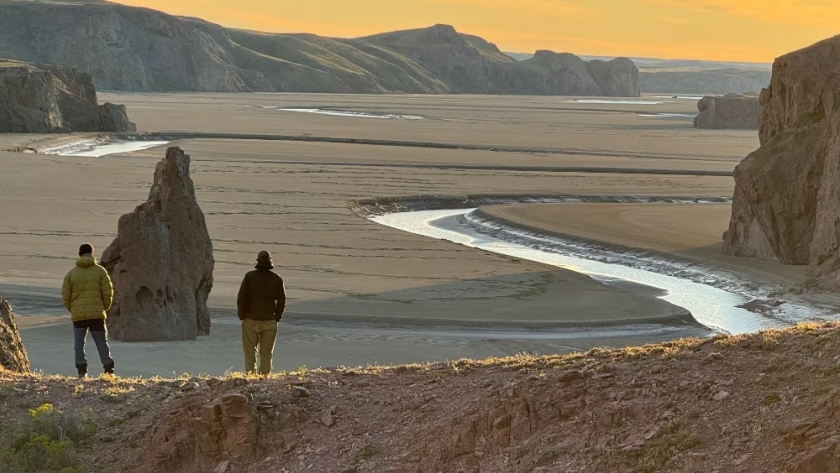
top-left (693, 94), bottom-right (760, 129)
top-left (722, 35), bottom-right (840, 288)
top-left (0, 60), bottom-right (136, 133)
top-left (101, 147), bottom-right (214, 341)
top-left (0, 297), bottom-right (30, 373)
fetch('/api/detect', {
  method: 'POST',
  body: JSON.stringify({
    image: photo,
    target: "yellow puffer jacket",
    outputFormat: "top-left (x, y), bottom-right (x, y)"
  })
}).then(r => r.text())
top-left (61, 255), bottom-right (113, 322)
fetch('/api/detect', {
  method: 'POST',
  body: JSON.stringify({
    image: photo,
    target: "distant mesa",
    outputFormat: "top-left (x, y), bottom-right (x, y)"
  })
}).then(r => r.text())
top-left (639, 68), bottom-right (771, 96)
top-left (693, 94), bottom-right (760, 129)
top-left (101, 147), bottom-right (214, 342)
top-left (0, 60), bottom-right (135, 133)
top-left (507, 52), bottom-right (772, 95)
top-left (723, 34), bottom-right (840, 290)
top-left (0, 2), bottom-right (638, 96)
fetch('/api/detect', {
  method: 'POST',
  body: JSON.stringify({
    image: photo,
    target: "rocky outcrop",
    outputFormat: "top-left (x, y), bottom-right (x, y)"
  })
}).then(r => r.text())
top-left (722, 35), bottom-right (840, 288)
top-left (586, 57), bottom-right (640, 97)
top-left (141, 392), bottom-right (262, 473)
top-left (0, 297), bottom-right (30, 373)
top-left (101, 147), bottom-right (214, 341)
top-left (0, 2), bottom-right (639, 96)
top-left (693, 94), bottom-right (760, 129)
top-left (522, 51), bottom-right (602, 96)
top-left (0, 60), bottom-right (135, 133)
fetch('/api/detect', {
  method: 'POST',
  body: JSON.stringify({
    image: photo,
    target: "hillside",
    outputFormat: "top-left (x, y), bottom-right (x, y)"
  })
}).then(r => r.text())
top-left (0, 324), bottom-right (837, 472)
top-left (0, 1), bottom-right (638, 95)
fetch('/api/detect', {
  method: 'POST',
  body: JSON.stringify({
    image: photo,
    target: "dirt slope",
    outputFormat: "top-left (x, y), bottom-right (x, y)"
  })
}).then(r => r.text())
top-left (1, 324), bottom-right (838, 472)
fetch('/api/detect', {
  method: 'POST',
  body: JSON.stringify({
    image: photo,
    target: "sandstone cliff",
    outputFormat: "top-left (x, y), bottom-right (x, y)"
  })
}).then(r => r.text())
top-left (0, 3), bottom-right (639, 96)
top-left (693, 94), bottom-right (760, 129)
top-left (0, 297), bottom-right (29, 373)
top-left (723, 35), bottom-right (840, 289)
top-left (102, 147), bottom-right (214, 341)
top-left (0, 60), bottom-right (135, 133)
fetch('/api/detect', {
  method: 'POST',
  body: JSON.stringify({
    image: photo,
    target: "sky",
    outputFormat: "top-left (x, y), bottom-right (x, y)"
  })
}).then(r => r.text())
top-left (113, 0), bottom-right (840, 63)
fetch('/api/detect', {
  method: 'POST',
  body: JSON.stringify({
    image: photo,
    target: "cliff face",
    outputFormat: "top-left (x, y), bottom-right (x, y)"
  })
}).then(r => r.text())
top-left (0, 60), bottom-right (135, 133)
top-left (693, 94), bottom-right (760, 129)
top-left (0, 2), bottom-right (267, 92)
top-left (0, 3), bottom-right (639, 96)
top-left (723, 35), bottom-right (840, 289)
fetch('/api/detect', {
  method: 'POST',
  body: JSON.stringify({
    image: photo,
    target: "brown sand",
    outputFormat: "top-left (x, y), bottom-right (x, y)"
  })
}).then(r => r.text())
top-left (479, 202), bottom-right (731, 253)
top-left (0, 93), bottom-right (766, 376)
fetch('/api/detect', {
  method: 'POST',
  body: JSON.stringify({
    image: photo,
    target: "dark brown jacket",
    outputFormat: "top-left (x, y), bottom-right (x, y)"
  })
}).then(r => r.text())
top-left (237, 268), bottom-right (286, 321)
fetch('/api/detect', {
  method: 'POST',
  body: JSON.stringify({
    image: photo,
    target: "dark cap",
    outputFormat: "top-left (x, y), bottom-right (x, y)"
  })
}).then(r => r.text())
top-left (78, 243), bottom-right (94, 256)
top-left (256, 250), bottom-right (274, 269)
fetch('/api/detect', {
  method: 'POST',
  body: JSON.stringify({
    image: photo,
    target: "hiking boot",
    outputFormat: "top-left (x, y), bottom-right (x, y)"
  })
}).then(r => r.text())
top-left (103, 362), bottom-right (115, 375)
top-left (76, 364), bottom-right (88, 379)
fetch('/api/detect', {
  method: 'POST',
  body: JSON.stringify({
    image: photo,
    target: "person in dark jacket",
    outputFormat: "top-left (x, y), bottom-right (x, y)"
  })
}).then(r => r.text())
top-left (237, 250), bottom-right (286, 375)
top-left (62, 243), bottom-right (115, 378)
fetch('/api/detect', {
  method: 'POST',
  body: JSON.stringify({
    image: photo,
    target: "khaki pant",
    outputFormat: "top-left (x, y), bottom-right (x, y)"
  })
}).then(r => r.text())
top-left (241, 319), bottom-right (278, 375)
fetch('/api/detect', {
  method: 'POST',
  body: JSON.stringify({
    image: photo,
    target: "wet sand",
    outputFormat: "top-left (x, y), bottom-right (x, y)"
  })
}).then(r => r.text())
top-left (480, 203), bottom-right (733, 254)
top-left (0, 93), bottom-right (761, 376)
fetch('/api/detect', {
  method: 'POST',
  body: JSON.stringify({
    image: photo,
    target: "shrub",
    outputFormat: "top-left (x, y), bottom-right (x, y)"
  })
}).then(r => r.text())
top-left (0, 403), bottom-right (96, 472)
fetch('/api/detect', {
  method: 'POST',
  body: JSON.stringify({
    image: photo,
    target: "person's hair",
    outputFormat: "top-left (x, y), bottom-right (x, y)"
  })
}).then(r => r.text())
top-left (78, 243), bottom-right (94, 256)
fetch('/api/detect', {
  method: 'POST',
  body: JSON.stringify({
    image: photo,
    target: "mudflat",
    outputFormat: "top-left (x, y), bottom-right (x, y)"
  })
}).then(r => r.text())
top-left (480, 202), bottom-right (733, 254)
top-left (0, 93), bottom-right (761, 376)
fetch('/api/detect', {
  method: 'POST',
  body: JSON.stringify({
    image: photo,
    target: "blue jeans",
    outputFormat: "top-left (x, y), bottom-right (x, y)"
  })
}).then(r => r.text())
top-left (73, 319), bottom-right (114, 368)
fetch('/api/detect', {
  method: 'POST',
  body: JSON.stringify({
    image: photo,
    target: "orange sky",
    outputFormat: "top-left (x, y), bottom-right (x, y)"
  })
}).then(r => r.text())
top-left (113, 0), bottom-right (840, 62)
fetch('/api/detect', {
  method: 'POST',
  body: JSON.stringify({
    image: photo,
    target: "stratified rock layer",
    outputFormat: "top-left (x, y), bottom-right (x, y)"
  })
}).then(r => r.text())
top-left (102, 147), bottom-right (214, 341)
top-left (0, 297), bottom-right (30, 373)
top-left (0, 60), bottom-right (136, 133)
top-left (723, 35), bottom-right (840, 288)
top-left (693, 94), bottom-right (760, 129)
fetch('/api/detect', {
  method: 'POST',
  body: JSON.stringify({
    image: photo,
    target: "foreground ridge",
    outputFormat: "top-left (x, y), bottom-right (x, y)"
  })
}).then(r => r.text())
top-left (1, 324), bottom-right (838, 472)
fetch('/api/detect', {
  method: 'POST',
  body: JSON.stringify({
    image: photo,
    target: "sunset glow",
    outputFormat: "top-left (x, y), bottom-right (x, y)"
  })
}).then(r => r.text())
top-left (111, 0), bottom-right (840, 62)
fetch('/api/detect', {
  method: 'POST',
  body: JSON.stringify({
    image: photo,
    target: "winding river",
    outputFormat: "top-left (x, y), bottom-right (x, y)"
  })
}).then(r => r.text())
top-left (372, 208), bottom-right (832, 335)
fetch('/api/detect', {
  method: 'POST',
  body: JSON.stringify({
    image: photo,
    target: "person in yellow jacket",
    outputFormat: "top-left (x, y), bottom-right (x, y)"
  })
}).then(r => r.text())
top-left (62, 243), bottom-right (115, 378)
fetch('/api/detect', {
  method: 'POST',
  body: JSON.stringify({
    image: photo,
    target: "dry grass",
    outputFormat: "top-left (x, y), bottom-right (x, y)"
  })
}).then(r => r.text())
top-left (3, 323), bottom-right (838, 391)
